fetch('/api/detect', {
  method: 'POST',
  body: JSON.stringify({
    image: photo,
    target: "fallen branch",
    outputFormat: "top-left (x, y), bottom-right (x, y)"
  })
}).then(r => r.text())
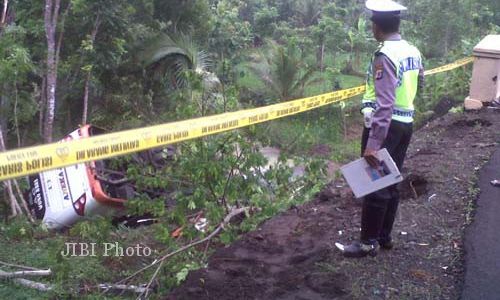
top-left (163, 206), bottom-right (247, 259)
top-left (98, 283), bottom-right (151, 294)
top-left (114, 207), bottom-right (249, 288)
top-left (0, 261), bottom-right (41, 271)
top-left (139, 260), bottom-right (164, 299)
top-left (472, 142), bottom-right (497, 148)
top-left (0, 269), bottom-right (51, 279)
top-left (10, 278), bottom-right (54, 291)
top-left (96, 175), bottom-right (131, 186)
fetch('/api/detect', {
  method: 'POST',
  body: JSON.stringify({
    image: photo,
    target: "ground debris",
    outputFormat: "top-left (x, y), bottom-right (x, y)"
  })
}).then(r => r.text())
top-left (168, 109), bottom-right (500, 300)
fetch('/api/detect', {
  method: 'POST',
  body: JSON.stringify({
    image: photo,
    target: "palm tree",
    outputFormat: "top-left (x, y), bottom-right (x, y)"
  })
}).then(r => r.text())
top-left (137, 33), bottom-right (221, 114)
top-left (139, 33), bottom-right (217, 86)
top-left (296, 0), bottom-right (323, 27)
top-left (246, 41), bottom-right (316, 102)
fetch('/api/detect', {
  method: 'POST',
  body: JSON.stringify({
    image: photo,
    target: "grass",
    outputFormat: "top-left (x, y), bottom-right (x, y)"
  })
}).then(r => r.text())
top-left (250, 103), bottom-right (363, 164)
top-left (0, 218), bottom-right (133, 299)
top-left (304, 72), bottom-right (364, 97)
top-left (0, 213), bottom-right (185, 299)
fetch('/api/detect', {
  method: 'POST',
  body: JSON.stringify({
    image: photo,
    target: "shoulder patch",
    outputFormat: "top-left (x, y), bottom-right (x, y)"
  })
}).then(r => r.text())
top-left (374, 64), bottom-right (384, 80)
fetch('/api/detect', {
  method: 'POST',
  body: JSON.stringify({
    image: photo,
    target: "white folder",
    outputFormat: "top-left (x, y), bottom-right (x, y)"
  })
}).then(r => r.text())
top-left (340, 148), bottom-right (403, 198)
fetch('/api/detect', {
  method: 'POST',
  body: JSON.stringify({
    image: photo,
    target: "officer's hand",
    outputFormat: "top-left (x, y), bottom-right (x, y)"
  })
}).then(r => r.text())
top-left (363, 110), bottom-right (374, 128)
top-left (363, 148), bottom-right (380, 168)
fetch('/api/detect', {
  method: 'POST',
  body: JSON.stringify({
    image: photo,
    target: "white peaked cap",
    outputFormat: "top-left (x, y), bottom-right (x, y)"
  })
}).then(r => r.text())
top-left (365, 0), bottom-right (407, 12)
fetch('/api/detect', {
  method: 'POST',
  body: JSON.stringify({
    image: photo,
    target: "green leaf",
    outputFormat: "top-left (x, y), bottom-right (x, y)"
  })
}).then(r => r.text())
top-left (188, 200), bottom-right (196, 210)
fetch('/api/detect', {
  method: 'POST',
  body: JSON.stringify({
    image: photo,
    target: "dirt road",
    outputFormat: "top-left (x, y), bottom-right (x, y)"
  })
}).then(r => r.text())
top-left (167, 108), bottom-right (500, 300)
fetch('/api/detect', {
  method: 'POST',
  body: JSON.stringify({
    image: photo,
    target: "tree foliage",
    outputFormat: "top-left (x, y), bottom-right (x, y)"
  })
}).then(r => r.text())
top-left (0, 0), bottom-right (498, 297)
top-left (0, 0), bottom-right (495, 145)
top-left (245, 40), bottom-right (316, 102)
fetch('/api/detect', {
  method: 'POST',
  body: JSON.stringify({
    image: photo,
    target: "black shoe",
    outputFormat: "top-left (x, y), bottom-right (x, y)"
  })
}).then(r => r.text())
top-left (342, 241), bottom-right (379, 258)
top-left (378, 239), bottom-right (394, 250)
top-left (489, 99), bottom-right (500, 109)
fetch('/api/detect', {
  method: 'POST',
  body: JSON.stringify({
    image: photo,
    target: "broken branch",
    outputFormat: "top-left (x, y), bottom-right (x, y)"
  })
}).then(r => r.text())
top-left (139, 260), bottom-right (164, 299)
top-left (96, 175), bottom-right (131, 186)
top-left (0, 261), bottom-right (41, 271)
top-left (156, 207), bottom-right (247, 264)
top-left (0, 269), bottom-right (51, 279)
top-left (471, 142), bottom-right (497, 148)
top-left (99, 283), bottom-right (151, 294)
top-left (114, 207), bottom-right (249, 287)
top-left (9, 278), bottom-right (54, 291)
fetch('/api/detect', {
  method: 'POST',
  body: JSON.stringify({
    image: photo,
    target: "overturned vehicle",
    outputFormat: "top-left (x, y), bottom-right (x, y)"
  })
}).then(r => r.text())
top-left (25, 125), bottom-right (170, 229)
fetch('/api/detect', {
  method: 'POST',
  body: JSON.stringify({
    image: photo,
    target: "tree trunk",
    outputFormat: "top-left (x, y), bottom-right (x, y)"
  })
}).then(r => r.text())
top-left (13, 78), bottom-right (20, 147)
top-left (354, 49), bottom-right (361, 72)
top-left (0, 125), bottom-right (30, 218)
top-left (320, 42), bottom-right (325, 72)
top-left (43, 0), bottom-right (61, 143)
top-left (315, 36), bottom-right (325, 71)
top-left (55, 2), bottom-right (70, 70)
top-left (444, 23), bottom-right (450, 56)
top-left (0, 84), bottom-right (9, 136)
top-left (5, 180), bottom-right (21, 217)
top-left (82, 14), bottom-right (100, 125)
top-left (0, 0), bottom-right (9, 37)
top-left (442, 2), bottom-right (451, 57)
top-left (316, 40), bottom-right (325, 72)
top-left (82, 71), bottom-right (91, 125)
top-left (39, 76), bottom-right (46, 137)
top-left (1, 0), bottom-right (8, 26)
top-left (13, 178), bottom-right (33, 221)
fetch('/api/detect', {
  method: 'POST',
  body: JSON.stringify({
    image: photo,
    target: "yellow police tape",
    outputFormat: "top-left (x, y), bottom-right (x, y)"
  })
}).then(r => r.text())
top-left (424, 57), bottom-right (474, 76)
top-left (0, 57), bottom-right (474, 181)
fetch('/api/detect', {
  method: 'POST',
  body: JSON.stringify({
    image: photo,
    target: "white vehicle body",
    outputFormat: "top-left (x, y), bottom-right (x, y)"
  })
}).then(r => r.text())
top-left (27, 126), bottom-right (125, 229)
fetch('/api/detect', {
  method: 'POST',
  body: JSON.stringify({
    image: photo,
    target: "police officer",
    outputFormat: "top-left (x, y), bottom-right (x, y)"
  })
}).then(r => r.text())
top-left (342, 0), bottom-right (424, 258)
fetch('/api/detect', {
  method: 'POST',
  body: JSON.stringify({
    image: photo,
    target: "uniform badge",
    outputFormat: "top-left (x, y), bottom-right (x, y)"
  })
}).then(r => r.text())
top-left (375, 63), bottom-right (384, 80)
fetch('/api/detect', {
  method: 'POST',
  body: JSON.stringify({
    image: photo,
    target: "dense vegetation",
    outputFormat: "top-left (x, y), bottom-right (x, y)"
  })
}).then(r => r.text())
top-left (0, 0), bottom-right (497, 142)
top-left (0, 0), bottom-right (498, 298)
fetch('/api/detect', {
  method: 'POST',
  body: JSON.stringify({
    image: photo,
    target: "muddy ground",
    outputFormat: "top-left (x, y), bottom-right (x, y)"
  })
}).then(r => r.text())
top-left (167, 108), bottom-right (500, 300)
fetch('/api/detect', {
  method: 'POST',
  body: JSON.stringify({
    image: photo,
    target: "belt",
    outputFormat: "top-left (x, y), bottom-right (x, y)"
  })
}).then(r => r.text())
top-left (393, 108), bottom-right (415, 118)
top-left (361, 102), bottom-right (415, 118)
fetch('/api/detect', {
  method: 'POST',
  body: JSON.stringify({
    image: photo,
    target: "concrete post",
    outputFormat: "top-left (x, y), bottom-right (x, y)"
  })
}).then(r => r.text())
top-left (464, 35), bottom-right (500, 110)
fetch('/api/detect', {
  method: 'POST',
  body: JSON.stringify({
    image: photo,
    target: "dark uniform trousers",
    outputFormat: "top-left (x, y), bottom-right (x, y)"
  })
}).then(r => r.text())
top-left (360, 120), bottom-right (413, 244)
